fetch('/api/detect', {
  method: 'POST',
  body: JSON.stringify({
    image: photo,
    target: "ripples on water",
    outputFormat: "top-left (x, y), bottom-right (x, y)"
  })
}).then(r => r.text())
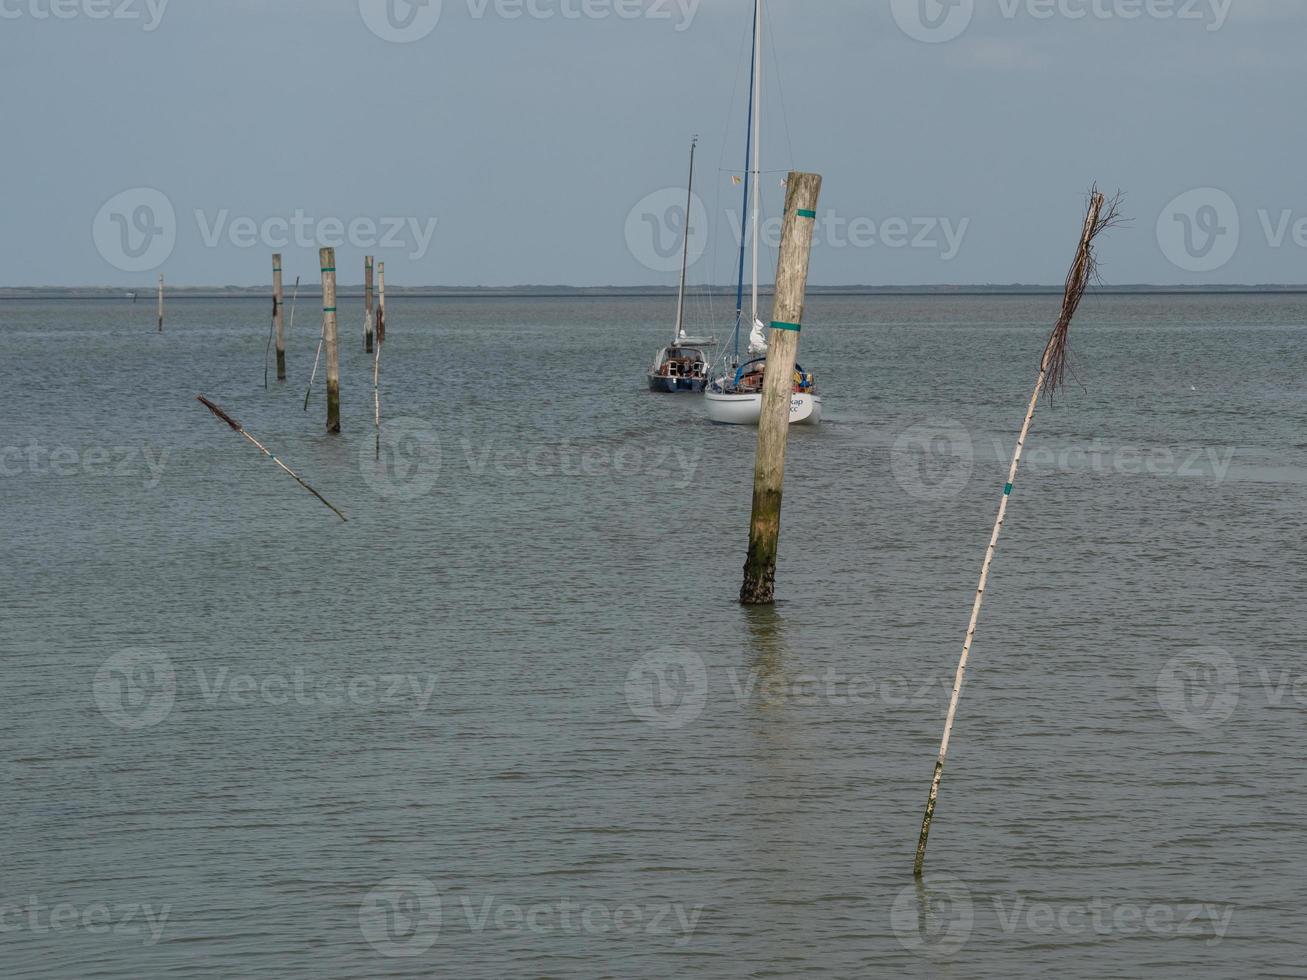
top-left (1, 294), bottom-right (1304, 978)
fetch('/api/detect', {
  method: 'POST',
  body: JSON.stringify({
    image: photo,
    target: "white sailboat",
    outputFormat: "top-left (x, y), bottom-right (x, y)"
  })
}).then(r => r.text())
top-left (704, 0), bottom-right (821, 426)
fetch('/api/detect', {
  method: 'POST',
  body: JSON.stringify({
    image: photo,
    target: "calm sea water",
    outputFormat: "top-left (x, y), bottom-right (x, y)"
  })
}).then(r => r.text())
top-left (1, 293), bottom-right (1304, 978)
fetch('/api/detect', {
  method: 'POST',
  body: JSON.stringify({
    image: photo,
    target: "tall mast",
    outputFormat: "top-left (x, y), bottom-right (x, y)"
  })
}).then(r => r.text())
top-left (751, 0), bottom-right (763, 327)
top-left (733, 0), bottom-right (759, 360)
top-left (673, 135), bottom-right (698, 343)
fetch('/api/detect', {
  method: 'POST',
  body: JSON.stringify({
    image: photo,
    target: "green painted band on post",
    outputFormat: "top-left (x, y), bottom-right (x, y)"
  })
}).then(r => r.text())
top-left (323, 307), bottom-right (337, 313)
top-left (771, 321), bottom-right (802, 332)
top-left (1004, 483), bottom-right (1014, 496)
top-left (796, 209), bottom-right (817, 219)
top-left (321, 267), bottom-right (336, 273)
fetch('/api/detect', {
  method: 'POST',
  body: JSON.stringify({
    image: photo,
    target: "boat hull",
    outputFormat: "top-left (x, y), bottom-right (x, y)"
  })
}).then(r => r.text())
top-left (704, 392), bottom-right (822, 426)
top-left (649, 374), bottom-right (707, 394)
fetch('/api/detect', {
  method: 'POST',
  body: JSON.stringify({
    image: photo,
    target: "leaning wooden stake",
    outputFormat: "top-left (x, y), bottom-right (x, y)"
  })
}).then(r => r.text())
top-left (373, 261), bottom-right (385, 460)
top-left (740, 171), bottom-right (822, 605)
top-left (376, 260), bottom-right (386, 345)
top-left (273, 253), bottom-right (287, 381)
top-left (321, 247), bottom-right (341, 433)
top-left (363, 255), bottom-right (375, 353)
top-left (197, 395), bottom-right (347, 522)
top-left (304, 310), bottom-right (325, 412)
top-left (157, 274), bottom-right (164, 332)
top-left (913, 189), bottom-right (1121, 877)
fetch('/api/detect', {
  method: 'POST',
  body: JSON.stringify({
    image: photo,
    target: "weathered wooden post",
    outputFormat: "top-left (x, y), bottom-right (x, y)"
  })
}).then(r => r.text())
top-left (156, 274), bottom-right (164, 332)
top-left (363, 255), bottom-right (375, 353)
top-left (740, 171), bottom-right (822, 605)
top-left (373, 261), bottom-right (385, 459)
top-left (320, 247), bottom-right (341, 433)
top-left (273, 254), bottom-right (286, 381)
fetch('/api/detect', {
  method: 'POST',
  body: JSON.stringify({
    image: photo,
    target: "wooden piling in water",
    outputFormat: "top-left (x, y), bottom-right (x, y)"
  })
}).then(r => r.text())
top-left (320, 247), bottom-right (341, 433)
top-left (156, 274), bottom-right (164, 332)
top-left (373, 261), bottom-right (384, 460)
top-left (740, 171), bottom-right (823, 606)
top-left (363, 255), bottom-right (375, 353)
top-left (273, 254), bottom-right (286, 381)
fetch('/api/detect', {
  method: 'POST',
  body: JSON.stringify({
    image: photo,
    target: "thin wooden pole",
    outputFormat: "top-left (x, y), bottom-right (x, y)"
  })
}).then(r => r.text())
top-left (197, 395), bottom-right (347, 522)
top-left (364, 255), bottom-right (375, 353)
top-left (740, 171), bottom-right (822, 606)
top-left (157, 274), bottom-right (164, 332)
top-left (376, 260), bottom-right (386, 344)
top-left (321, 247), bottom-right (341, 433)
top-left (273, 253), bottom-right (286, 381)
top-left (913, 192), bottom-right (1110, 877)
top-left (373, 261), bottom-right (385, 460)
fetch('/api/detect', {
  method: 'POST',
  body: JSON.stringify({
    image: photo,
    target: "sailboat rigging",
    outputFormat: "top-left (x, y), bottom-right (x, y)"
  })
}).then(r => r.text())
top-left (648, 134), bottom-right (716, 393)
top-left (704, 0), bottom-right (821, 425)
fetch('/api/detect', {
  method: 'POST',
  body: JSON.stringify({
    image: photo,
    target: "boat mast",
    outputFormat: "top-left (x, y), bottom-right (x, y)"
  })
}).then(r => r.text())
top-left (673, 135), bottom-right (698, 343)
top-left (733, 0), bottom-right (759, 361)
top-left (751, 0), bottom-right (762, 328)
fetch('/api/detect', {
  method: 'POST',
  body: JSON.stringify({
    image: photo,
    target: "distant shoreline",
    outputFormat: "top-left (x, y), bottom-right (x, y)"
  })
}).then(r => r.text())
top-left (3, 284), bottom-right (1307, 300)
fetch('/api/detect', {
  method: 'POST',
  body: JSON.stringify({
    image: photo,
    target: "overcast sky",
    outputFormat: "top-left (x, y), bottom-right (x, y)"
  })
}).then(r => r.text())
top-left (1, 0), bottom-right (1304, 287)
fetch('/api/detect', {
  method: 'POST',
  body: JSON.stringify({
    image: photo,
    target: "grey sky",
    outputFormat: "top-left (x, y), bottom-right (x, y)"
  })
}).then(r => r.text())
top-left (1, 0), bottom-right (1303, 287)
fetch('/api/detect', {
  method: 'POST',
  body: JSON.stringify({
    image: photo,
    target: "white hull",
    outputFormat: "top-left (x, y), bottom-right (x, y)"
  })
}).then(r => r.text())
top-left (704, 391), bottom-right (822, 426)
